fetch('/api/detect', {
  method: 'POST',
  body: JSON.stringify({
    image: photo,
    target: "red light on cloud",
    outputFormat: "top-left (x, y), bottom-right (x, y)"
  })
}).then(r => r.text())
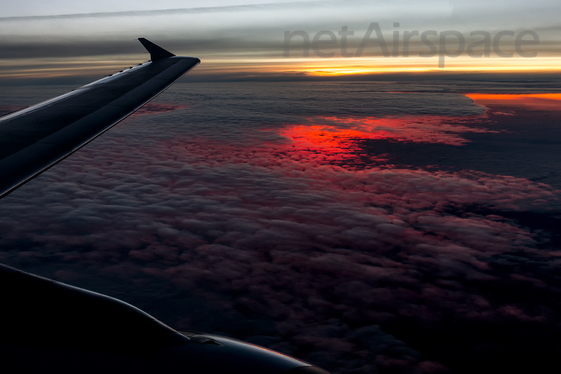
top-left (289, 116), bottom-right (497, 145)
top-left (277, 115), bottom-right (497, 167)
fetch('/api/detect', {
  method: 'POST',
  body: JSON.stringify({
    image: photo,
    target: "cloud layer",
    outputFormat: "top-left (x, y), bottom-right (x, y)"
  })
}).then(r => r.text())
top-left (0, 83), bottom-right (560, 373)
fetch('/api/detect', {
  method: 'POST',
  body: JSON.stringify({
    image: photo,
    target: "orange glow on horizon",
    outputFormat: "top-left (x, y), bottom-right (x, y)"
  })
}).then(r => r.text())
top-left (466, 94), bottom-right (561, 101)
top-left (2, 54), bottom-right (561, 81)
top-left (271, 56), bottom-right (561, 76)
top-left (466, 93), bottom-right (561, 111)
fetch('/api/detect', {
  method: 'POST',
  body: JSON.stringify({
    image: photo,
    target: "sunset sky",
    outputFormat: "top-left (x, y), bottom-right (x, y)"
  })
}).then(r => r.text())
top-left (2, 2), bottom-right (561, 374)
top-left (1, 0), bottom-right (560, 82)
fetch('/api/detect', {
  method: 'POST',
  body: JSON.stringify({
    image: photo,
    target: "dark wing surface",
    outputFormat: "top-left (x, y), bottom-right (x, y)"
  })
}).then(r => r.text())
top-left (0, 38), bottom-right (199, 199)
top-left (0, 263), bottom-right (330, 374)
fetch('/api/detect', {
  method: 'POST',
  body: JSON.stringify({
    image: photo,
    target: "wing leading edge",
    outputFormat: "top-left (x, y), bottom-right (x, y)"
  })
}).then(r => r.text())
top-left (0, 38), bottom-right (200, 199)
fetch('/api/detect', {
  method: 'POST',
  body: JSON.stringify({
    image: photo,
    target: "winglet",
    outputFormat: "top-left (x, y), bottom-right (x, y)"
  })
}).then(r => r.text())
top-left (138, 38), bottom-right (175, 61)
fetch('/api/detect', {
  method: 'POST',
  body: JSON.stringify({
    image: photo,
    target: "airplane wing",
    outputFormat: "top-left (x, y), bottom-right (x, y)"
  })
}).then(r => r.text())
top-left (0, 39), bottom-right (331, 374)
top-left (0, 263), bottom-right (328, 373)
top-left (0, 38), bottom-right (199, 199)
